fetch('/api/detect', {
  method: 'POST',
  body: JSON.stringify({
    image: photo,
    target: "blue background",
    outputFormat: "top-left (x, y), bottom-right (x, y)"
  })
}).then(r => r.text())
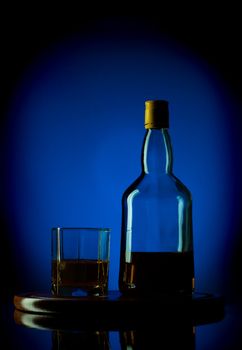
top-left (1, 16), bottom-right (242, 301)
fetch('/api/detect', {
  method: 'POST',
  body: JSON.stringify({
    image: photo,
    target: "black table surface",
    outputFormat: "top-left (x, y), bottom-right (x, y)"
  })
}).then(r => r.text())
top-left (1, 291), bottom-right (242, 349)
top-left (13, 290), bottom-right (224, 328)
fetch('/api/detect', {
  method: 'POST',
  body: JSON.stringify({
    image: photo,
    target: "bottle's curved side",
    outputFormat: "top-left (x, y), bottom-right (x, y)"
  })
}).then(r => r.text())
top-left (119, 179), bottom-right (194, 295)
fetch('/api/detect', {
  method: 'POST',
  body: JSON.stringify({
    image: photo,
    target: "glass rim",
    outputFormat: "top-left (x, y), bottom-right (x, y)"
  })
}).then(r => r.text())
top-left (52, 227), bottom-right (111, 232)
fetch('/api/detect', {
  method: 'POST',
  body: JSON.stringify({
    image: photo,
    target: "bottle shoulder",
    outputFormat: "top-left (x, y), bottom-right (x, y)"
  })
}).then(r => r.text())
top-left (122, 174), bottom-right (145, 198)
top-left (122, 173), bottom-right (192, 200)
top-left (170, 174), bottom-right (192, 197)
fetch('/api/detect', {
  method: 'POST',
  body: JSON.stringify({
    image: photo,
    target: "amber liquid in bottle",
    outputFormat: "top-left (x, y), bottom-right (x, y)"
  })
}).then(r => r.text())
top-left (121, 251), bottom-right (194, 295)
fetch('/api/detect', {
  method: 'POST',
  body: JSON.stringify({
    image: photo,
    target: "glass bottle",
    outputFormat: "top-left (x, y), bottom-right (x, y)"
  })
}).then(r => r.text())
top-left (119, 100), bottom-right (194, 295)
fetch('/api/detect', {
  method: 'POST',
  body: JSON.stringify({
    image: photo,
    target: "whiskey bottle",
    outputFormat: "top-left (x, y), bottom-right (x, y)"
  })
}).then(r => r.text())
top-left (119, 100), bottom-right (194, 295)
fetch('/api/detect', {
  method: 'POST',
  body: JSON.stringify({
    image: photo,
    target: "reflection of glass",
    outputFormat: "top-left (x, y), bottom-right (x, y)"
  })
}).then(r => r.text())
top-left (51, 227), bottom-right (110, 296)
top-left (119, 324), bottom-right (195, 349)
top-left (52, 330), bottom-right (111, 349)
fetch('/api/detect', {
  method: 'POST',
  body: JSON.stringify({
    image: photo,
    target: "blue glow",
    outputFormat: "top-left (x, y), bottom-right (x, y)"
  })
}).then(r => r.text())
top-left (4, 24), bottom-right (238, 295)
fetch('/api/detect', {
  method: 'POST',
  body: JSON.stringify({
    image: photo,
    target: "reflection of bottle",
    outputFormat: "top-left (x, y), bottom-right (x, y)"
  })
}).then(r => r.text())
top-left (119, 325), bottom-right (195, 349)
top-left (119, 100), bottom-right (194, 295)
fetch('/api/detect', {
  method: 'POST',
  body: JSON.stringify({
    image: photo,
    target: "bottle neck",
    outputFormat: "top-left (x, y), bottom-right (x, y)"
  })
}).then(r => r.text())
top-left (142, 129), bottom-right (173, 174)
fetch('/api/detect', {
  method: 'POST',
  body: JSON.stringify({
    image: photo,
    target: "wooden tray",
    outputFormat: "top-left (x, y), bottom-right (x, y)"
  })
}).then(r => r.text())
top-left (14, 291), bottom-right (224, 330)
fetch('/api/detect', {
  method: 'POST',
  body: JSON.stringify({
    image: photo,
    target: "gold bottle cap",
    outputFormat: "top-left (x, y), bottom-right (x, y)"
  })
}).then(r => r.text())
top-left (144, 100), bottom-right (169, 129)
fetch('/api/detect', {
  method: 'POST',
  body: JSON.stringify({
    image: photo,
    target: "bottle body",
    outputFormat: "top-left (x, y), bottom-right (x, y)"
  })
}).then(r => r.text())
top-left (119, 107), bottom-right (194, 295)
top-left (119, 172), bottom-right (194, 294)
